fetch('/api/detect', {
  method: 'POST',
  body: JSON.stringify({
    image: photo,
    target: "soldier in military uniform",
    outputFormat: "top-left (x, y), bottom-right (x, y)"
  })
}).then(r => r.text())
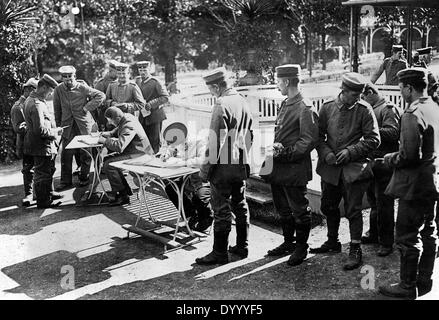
top-left (361, 83), bottom-right (401, 256)
top-left (371, 45), bottom-right (408, 85)
top-left (135, 61), bottom-right (170, 154)
top-left (195, 67), bottom-right (253, 265)
top-left (10, 77), bottom-right (38, 206)
top-left (94, 60), bottom-right (119, 130)
top-left (53, 66), bottom-right (105, 191)
top-left (23, 75), bottom-right (64, 209)
top-left (259, 64), bottom-right (319, 266)
top-left (310, 73), bottom-right (380, 271)
top-left (379, 68), bottom-right (439, 299)
top-left (414, 47), bottom-right (432, 68)
top-left (105, 63), bottom-right (146, 119)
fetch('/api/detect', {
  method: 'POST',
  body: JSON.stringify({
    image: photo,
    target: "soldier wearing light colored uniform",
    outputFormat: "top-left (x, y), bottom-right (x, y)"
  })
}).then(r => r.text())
top-left (23, 75), bottom-right (64, 208)
top-left (53, 65), bottom-right (105, 190)
top-left (260, 64), bottom-right (319, 266)
top-left (379, 68), bottom-right (439, 299)
top-left (195, 67), bottom-right (253, 265)
top-left (11, 78), bottom-right (38, 206)
top-left (311, 73), bottom-right (380, 271)
top-left (371, 45), bottom-right (408, 85)
top-left (135, 61), bottom-right (169, 153)
top-left (105, 63), bottom-right (146, 118)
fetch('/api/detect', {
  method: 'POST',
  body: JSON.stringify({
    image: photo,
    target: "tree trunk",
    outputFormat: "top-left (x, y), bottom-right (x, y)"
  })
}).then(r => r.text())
top-left (304, 30), bottom-right (308, 70)
top-left (321, 32), bottom-right (327, 71)
top-left (164, 53), bottom-right (176, 86)
top-left (308, 31), bottom-right (313, 77)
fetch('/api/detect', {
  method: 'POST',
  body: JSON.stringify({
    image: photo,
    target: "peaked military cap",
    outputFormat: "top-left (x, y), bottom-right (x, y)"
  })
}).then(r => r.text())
top-left (341, 72), bottom-right (367, 92)
top-left (58, 65), bottom-right (76, 74)
top-left (115, 62), bottom-right (129, 71)
top-left (392, 45), bottom-right (404, 53)
top-left (203, 67), bottom-right (227, 85)
top-left (397, 67), bottom-right (428, 83)
top-left (108, 60), bottom-right (119, 69)
top-left (39, 74), bottom-right (58, 89)
top-left (23, 77), bottom-right (38, 89)
top-left (417, 47), bottom-right (432, 55)
top-left (276, 64), bottom-right (301, 78)
top-left (136, 61), bottom-right (151, 68)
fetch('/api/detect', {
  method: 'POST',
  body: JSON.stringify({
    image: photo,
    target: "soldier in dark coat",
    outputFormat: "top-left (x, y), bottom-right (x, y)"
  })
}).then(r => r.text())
top-left (371, 45), bottom-right (407, 85)
top-left (135, 61), bottom-right (169, 154)
top-left (379, 68), bottom-right (439, 299)
top-left (23, 75), bottom-right (64, 208)
top-left (259, 64), bottom-right (318, 266)
top-left (10, 78), bottom-right (38, 206)
top-left (195, 67), bottom-right (253, 265)
top-left (310, 73), bottom-right (380, 271)
top-left (361, 83), bottom-right (401, 256)
top-left (98, 106), bottom-right (154, 206)
top-left (94, 60), bottom-right (119, 130)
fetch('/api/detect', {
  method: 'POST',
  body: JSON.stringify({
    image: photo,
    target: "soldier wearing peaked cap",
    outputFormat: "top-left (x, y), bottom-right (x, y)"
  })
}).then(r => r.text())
top-left (53, 65), bottom-right (105, 191)
top-left (10, 77), bottom-right (38, 206)
top-left (23, 74), bottom-right (65, 208)
top-left (310, 72), bottom-right (381, 271)
top-left (260, 64), bottom-right (319, 266)
top-left (361, 82), bottom-right (401, 256)
top-left (105, 61), bottom-right (146, 119)
top-left (379, 68), bottom-right (439, 299)
top-left (94, 60), bottom-right (119, 130)
top-left (135, 60), bottom-right (169, 153)
top-left (195, 67), bottom-right (253, 265)
top-left (371, 45), bottom-right (408, 85)
top-left (415, 47), bottom-right (433, 68)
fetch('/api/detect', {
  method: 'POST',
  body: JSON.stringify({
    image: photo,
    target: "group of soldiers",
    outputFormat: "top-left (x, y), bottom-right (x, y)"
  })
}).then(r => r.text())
top-left (10, 53), bottom-right (438, 299)
top-left (11, 59), bottom-right (170, 208)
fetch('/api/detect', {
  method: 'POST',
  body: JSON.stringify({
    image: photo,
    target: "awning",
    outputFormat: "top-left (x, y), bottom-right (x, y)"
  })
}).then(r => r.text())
top-left (342, 0), bottom-right (439, 8)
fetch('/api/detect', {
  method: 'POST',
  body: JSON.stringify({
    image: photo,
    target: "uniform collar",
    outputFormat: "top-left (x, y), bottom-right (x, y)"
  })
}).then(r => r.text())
top-left (140, 76), bottom-right (152, 83)
top-left (118, 81), bottom-right (129, 86)
top-left (409, 96), bottom-right (430, 108)
top-left (219, 87), bottom-right (237, 97)
top-left (29, 91), bottom-right (46, 102)
top-left (373, 97), bottom-right (387, 109)
top-left (336, 93), bottom-right (355, 110)
top-left (62, 82), bottom-right (79, 91)
top-left (284, 92), bottom-right (303, 106)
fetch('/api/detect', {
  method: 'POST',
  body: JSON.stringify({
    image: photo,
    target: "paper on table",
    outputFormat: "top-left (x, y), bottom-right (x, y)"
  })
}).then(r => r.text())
top-left (124, 154), bottom-right (186, 168)
top-left (77, 135), bottom-right (100, 145)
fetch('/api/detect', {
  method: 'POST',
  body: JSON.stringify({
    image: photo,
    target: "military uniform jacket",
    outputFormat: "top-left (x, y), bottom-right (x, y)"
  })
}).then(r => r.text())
top-left (316, 95), bottom-right (380, 185)
top-left (105, 81), bottom-right (146, 116)
top-left (260, 93), bottom-right (319, 186)
top-left (10, 96), bottom-right (27, 158)
top-left (94, 74), bottom-right (116, 94)
top-left (53, 81), bottom-right (105, 140)
top-left (385, 96), bottom-right (439, 200)
top-left (135, 76), bottom-right (169, 125)
top-left (371, 98), bottom-right (401, 158)
top-left (23, 92), bottom-right (58, 156)
top-left (200, 88), bottom-right (253, 184)
top-left (372, 57), bottom-right (407, 85)
top-left (103, 113), bottom-right (153, 156)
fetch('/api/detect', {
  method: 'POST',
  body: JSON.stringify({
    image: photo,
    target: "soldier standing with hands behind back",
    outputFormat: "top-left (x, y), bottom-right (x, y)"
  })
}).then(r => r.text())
top-left (260, 64), bottom-right (319, 266)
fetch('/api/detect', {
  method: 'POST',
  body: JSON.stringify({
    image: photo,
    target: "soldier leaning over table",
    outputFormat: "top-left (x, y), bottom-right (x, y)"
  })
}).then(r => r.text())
top-left (360, 83), bottom-right (401, 257)
top-left (310, 73), bottom-right (380, 271)
top-left (23, 75), bottom-right (64, 209)
top-left (195, 67), bottom-right (253, 265)
top-left (379, 68), bottom-right (439, 299)
top-left (260, 64), bottom-right (319, 267)
top-left (53, 65), bottom-right (105, 191)
top-left (98, 106), bottom-right (154, 206)
top-left (10, 77), bottom-right (38, 206)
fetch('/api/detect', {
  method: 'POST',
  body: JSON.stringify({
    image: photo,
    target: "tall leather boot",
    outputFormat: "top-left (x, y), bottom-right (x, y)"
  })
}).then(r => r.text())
top-left (266, 216), bottom-right (296, 256)
top-left (310, 214), bottom-right (342, 254)
top-left (196, 231), bottom-right (229, 265)
top-left (229, 223), bottom-right (249, 259)
top-left (36, 181), bottom-right (62, 209)
top-left (417, 242), bottom-right (436, 296)
top-left (287, 222), bottom-right (310, 266)
top-left (379, 249), bottom-right (419, 299)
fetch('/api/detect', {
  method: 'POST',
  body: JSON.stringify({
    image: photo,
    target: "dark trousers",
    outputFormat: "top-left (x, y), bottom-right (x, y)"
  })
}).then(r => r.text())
top-left (366, 162), bottom-right (395, 246)
top-left (144, 122), bottom-right (162, 154)
top-left (102, 153), bottom-right (138, 195)
top-left (60, 122), bottom-right (91, 184)
top-left (210, 180), bottom-right (250, 233)
top-left (33, 155), bottom-right (56, 206)
top-left (321, 177), bottom-right (370, 242)
top-left (396, 199), bottom-right (437, 282)
top-left (22, 154), bottom-right (34, 196)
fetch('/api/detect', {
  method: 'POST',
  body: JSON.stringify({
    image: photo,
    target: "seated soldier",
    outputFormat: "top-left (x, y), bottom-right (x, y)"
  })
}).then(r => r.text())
top-left (162, 123), bottom-right (214, 232)
top-left (98, 106), bottom-right (154, 206)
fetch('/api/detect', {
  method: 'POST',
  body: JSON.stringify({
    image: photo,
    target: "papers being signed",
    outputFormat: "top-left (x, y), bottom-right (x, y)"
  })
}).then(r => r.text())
top-left (77, 135), bottom-right (100, 146)
top-left (124, 154), bottom-right (186, 168)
